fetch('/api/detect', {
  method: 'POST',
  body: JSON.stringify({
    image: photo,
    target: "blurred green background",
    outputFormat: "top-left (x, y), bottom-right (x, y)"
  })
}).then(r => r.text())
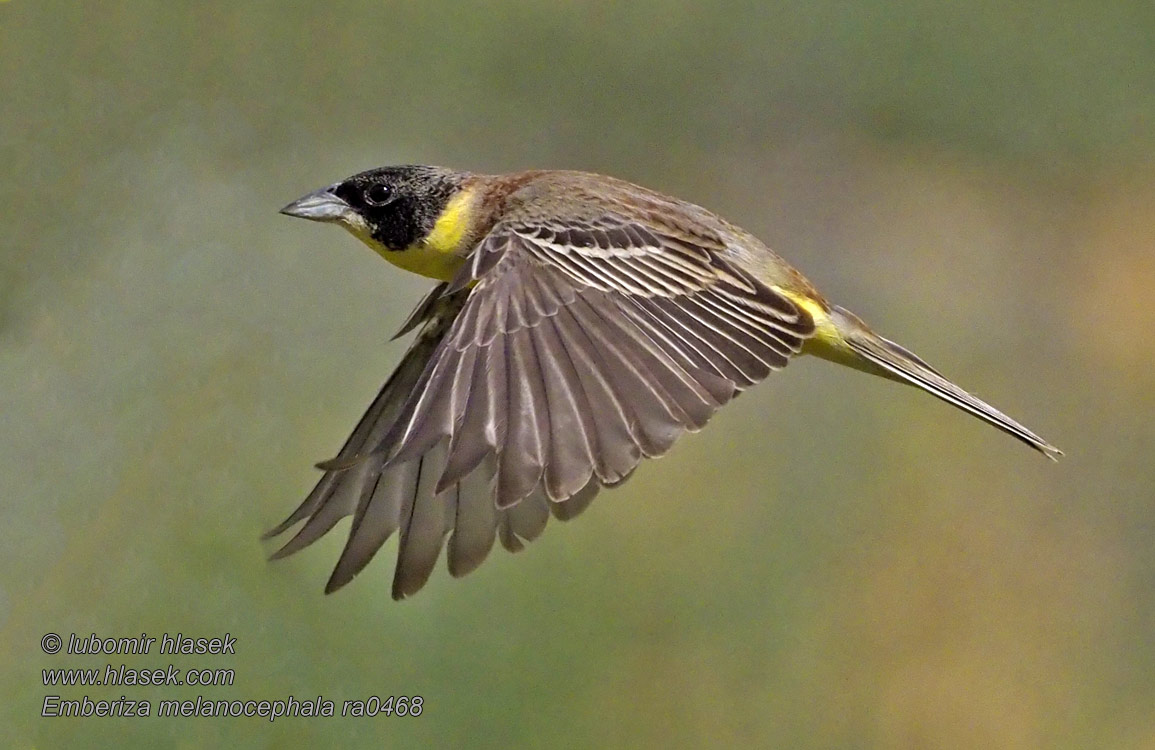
top-left (3, 1), bottom-right (1154, 747)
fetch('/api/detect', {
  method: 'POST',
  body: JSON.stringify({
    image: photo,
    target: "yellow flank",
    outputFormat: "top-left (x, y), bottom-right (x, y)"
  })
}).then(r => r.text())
top-left (773, 287), bottom-right (858, 367)
top-left (385, 187), bottom-right (477, 281)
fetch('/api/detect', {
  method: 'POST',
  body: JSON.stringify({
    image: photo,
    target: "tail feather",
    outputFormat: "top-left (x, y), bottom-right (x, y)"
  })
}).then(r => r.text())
top-left (828, 306), bottom-right (1062, 460)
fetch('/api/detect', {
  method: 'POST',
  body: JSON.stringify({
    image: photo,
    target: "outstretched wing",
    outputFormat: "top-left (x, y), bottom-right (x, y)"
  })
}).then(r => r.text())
top-left (266, 214), bottom-right (815, 598)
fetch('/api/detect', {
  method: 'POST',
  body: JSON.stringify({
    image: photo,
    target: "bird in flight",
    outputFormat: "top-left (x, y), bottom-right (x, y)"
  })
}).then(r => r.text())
top-left (268, 165), bottom-right (1061, 599)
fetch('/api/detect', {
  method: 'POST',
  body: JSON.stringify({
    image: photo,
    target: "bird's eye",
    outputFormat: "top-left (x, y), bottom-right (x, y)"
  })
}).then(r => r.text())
top-left (364, 183), bottom-right (393, 206)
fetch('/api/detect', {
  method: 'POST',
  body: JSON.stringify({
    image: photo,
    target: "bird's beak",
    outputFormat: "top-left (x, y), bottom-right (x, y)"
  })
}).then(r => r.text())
top-left (280, 186), bottom-right (352, 223)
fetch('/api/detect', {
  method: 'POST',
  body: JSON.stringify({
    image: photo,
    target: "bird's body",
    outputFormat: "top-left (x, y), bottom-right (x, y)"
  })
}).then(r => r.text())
top-left (270, 165), bottom-right (1060, 599)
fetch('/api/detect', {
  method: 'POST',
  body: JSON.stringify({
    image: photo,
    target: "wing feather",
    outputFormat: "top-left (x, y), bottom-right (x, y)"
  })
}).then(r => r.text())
top-left (324, 457), bottom-right (414, 592)
top-left (496, 326), bottom-right (549, 508)
top-left (532, 312), bottom-right (597, 501)
top-left (547, 304), bottom-right (641, 484)
top-left (392, 444), bottom-right (454, 599)
top-left (446, 458), bottom-right (498, 577)
top-left (501, 485), bottom-right (551, 549)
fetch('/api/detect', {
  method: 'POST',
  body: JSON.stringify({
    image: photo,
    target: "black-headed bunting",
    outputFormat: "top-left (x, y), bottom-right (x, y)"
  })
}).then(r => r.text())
top-left (269, 165), bottom-right (1061, 599)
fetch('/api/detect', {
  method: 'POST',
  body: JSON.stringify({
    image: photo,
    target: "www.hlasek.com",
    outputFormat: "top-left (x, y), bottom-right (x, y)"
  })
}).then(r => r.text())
top-left (40, 631), bottom-right (423, 720)
top-left (43, 662), bottom-right (235, 687)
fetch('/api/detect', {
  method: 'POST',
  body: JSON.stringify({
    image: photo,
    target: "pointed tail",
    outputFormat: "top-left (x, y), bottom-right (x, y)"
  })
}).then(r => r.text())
top-left (823, 305), bottom-right (1062, 460)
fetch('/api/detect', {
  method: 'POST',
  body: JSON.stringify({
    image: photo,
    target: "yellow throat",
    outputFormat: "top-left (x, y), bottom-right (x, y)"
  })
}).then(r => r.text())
top-left (356, 187), bottom-right (477, 282)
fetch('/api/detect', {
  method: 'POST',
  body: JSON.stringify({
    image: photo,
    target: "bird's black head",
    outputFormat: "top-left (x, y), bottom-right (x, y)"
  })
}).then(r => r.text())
top-left (281, 165), bottom-right (467, 252)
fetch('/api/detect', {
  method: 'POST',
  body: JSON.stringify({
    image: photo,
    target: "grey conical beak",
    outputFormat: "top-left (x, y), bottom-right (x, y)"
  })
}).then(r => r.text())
top-left (280, 186), bottom-right (352, 222)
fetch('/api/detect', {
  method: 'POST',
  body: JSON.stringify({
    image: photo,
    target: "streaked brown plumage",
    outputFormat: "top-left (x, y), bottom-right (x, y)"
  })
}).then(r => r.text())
top-left (269, 166), bottom-right (1060, 599)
